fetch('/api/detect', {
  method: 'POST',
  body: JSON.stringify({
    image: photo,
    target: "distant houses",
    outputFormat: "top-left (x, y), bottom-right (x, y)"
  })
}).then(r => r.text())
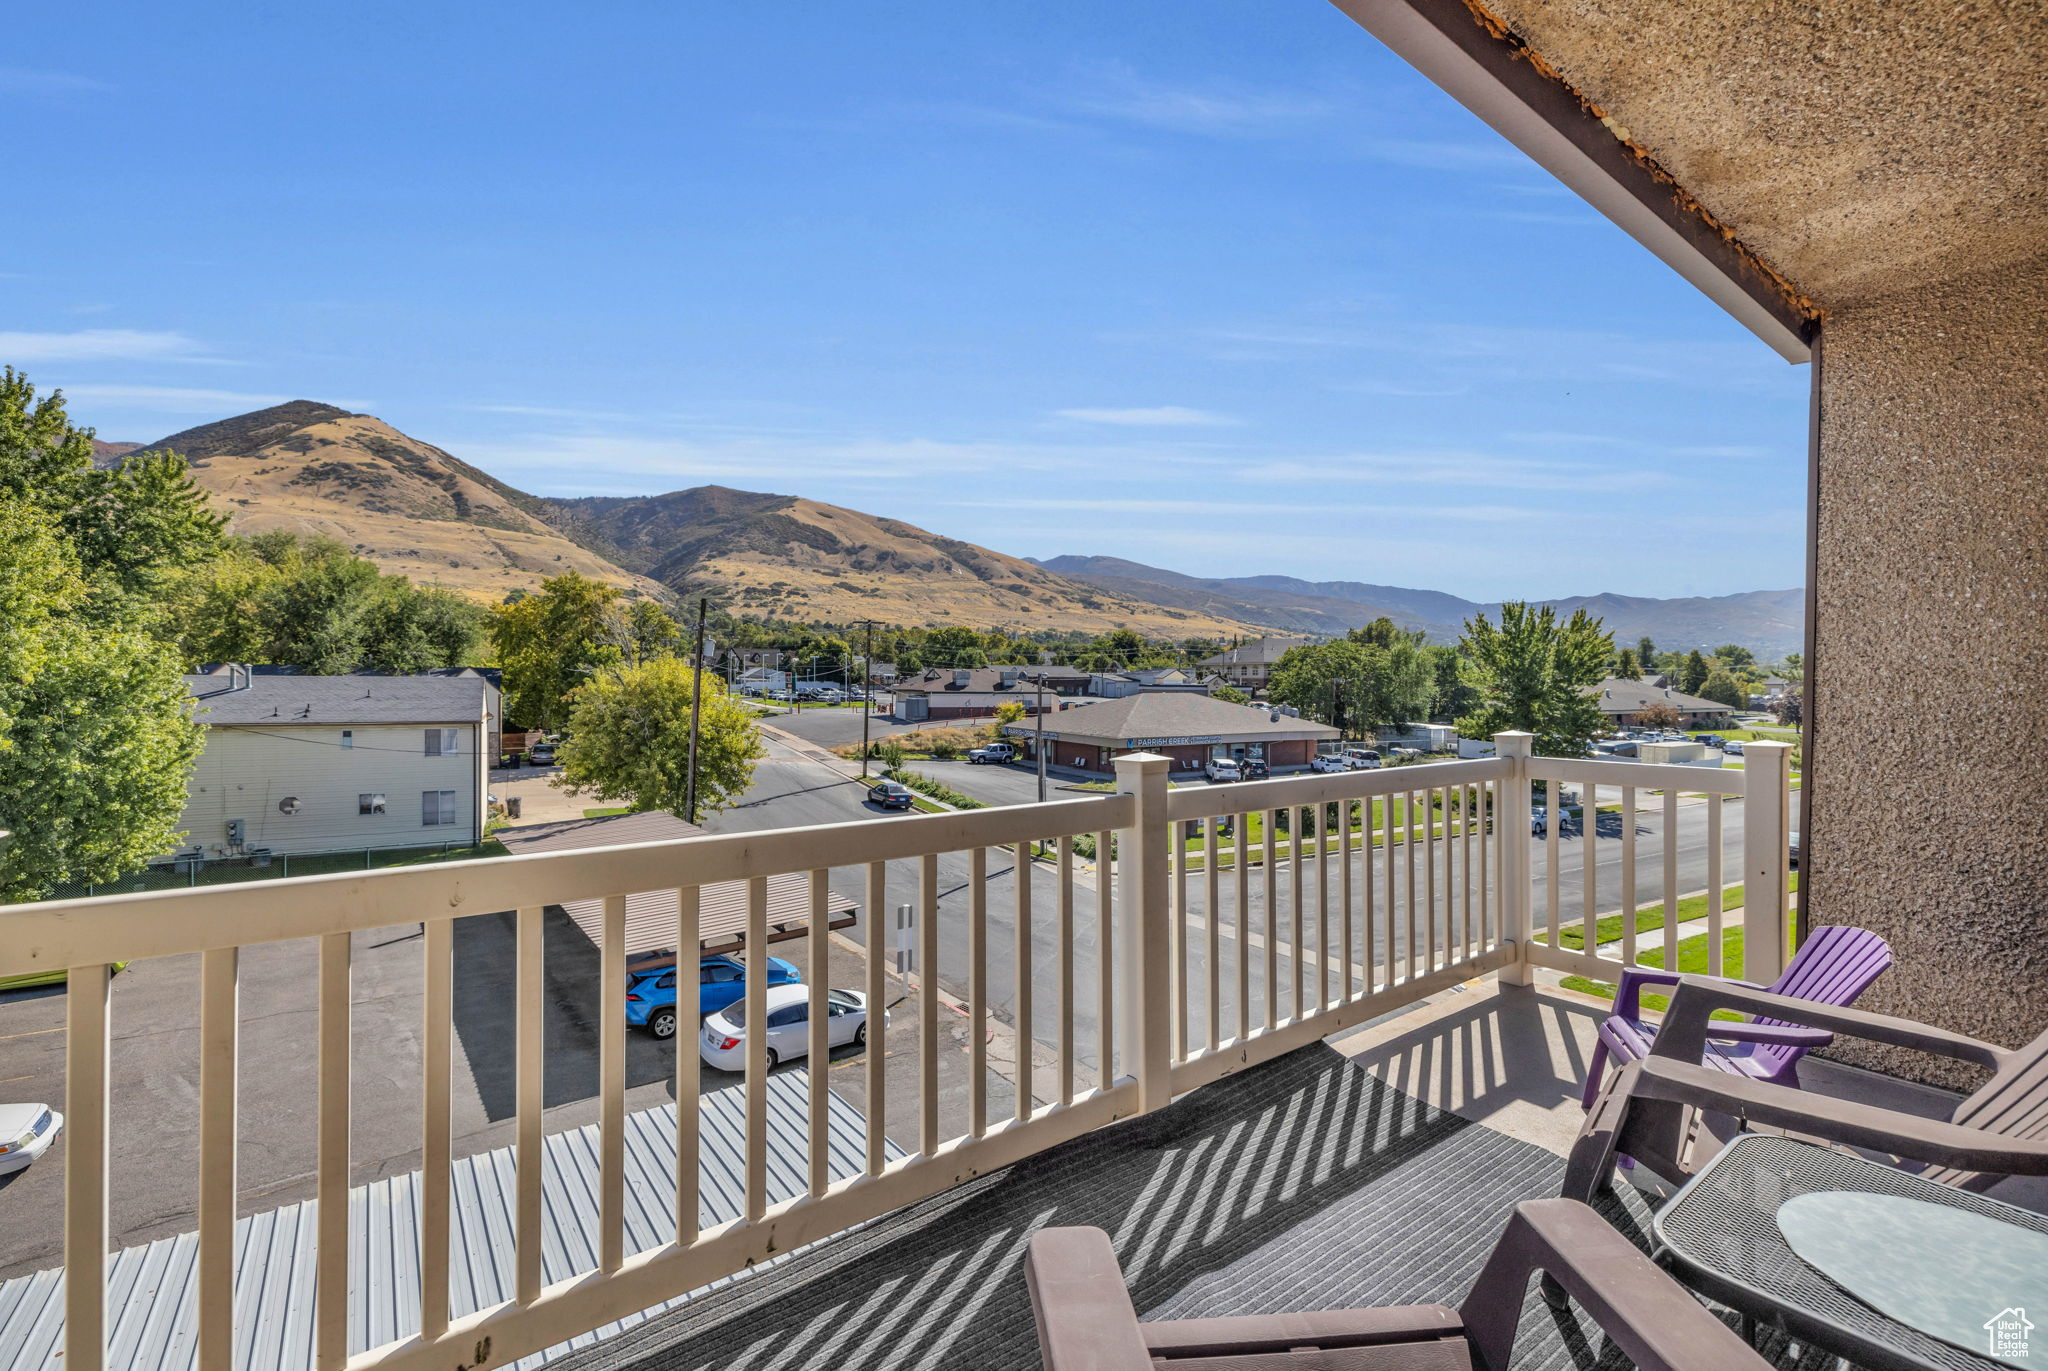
top-left (172, 665), bottom-right (499, 861)
top-left (1000, 693), bottom-right (1337, 778)
top-left (1590, 677), bottom-right (1736, 729)
top-left (1197, 637), bottom-right (1310, 694)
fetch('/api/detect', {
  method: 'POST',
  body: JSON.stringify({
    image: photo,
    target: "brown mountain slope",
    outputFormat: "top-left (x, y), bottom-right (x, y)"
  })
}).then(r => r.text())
top-left (542, 487), bottom-right (1269, 635)
top-left (142, 402), bottom-right (664, 601)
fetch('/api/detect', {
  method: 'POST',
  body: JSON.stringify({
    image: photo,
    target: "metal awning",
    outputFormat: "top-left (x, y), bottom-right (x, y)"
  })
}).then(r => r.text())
top-left (496, 811), bottom-right (857, 957)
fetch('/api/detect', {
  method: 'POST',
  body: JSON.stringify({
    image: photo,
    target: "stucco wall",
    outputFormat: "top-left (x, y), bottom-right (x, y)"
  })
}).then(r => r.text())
top-left (1812, 249), bottom-right (2048, 1084)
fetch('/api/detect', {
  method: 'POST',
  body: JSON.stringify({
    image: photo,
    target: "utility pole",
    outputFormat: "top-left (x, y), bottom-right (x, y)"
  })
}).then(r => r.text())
top-left (1035, 671), bottom-right (1048, 803)
top-left (859, 619), bottom-right (876, 779)
top-left (684, 596), bottom-right (708, 824)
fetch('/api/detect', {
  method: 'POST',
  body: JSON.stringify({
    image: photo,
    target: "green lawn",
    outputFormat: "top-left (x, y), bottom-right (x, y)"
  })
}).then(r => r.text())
top-left (1693, 726), bottom-right (1800, 744)
top-left (1561, 926), bottom-right (1756, 1017)
top-left (583, 806), bottom-right (636, 818)
top-left (1548, 872), bottom-right (1798, 950)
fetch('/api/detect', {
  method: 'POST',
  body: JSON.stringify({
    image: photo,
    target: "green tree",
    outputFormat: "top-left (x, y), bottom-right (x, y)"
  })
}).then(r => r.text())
top-left (1268, 636), bottom-right (1431, 735)
top-left (0, 369), bottom-right (226, 605)
top-left (0, 499), bottom-right (205, 899)
top-left (1212, 683), bottom-right (1251, 705)
top-left (622, 599), bottom-right (683, 663)
top-left (921, 625), bottom-right (988, 667)
top-left (1455, 601), bottom-right (1612, 757)
top-left (491, 571), bottom-right (627, 729)
top-left (556, 658), bottom-right (766, 817)
top-left (1712, 643), bottom-right (1756, 671)
top-left (1698, 670), bottom-right (1747, 710)
top-left (1637, 636), bottom-right (1657, 671)
top-left (1422, 643), bottom-right (1480, 721)
top-left (1680, 649), bottom-right (1712, 695)
top-left (993, 700), bottom-right (1028, 725)
top-left (1614, 647), bottom-right (1641, 679)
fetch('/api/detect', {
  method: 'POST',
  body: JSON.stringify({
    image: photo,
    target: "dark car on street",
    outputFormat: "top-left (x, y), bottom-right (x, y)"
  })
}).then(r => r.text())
top-left (870, 780), bottom-right (916, 810)
top-left (1239, 757), bottom-right (1269, 780)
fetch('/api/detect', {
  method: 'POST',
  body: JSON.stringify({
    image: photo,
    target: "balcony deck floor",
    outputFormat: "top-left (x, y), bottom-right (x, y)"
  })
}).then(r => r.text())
top-left (555, 999), bottom-right (1861, 1371)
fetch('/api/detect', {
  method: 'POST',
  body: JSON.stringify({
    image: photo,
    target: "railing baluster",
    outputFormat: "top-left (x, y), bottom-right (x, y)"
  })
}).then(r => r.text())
top-left (1057, 838), bottom-right (1075, 1106)
top-left (1662, 790), bottom-right (1681, 968)
top-left (808, 870), bottom-right (831, 1198)
top-left (1424, 788), bottom-right (1439, 977)
top-left (1339, 799), bottom-right (1354, 1001)
top-left (1263, 809), bottom-right (1278, 1031)
top-left (1204, 817), bottom-right (1220, 1050)
top-left (1581, 782), bottom-right (1598, 953)
top-left (1479, 782), bottom-right (1492, 949)
top-left (864, 862), bottom-right (888, 1175)
top-left (421, 917), bottom-right (453, 1340)
top-left (1706, 795), bottom-right (1726, 975)
top-left (1620, 786), bottom-right (1638, 965)
top-left (1171, 823), bottom-right (1187, 1062)
top-left (1383, 794), bottom-right (1398, 983)
top-left (316, 932), bottom-right (352, 1370)
top-left (1362, 795), bottom-right (1377, 993)
top-left (675, 887), bottom-right (701, 1242)
top-left (515, 906), bottom-right (545, 1304)
top-left (1315, 802), bottom-right (1331, 1010)
top-left (969, 845), bottom-right (987, 1136)
top-left (745, 876), bottom-right (769, 1220)
top-left (1014, 840), bottom-right (1034, 1122)
top-left (1404, 791), bottom-right (1419, 981)
top-left (1290, 806), bottom-right (1305, 1019)
top-left (1544, 779), bottom-right (1561, 948)
top-left (198, 947), bottom-right (238, 1371)
top-left (64, 962), bottom-right (111, 1371)
top-left (600, 893), bottom-right (626, 1272)
top-left (1096, 831), bottom-right (1114, 1091)
top-left (920, 853), bottom-right (940, 1152)
top-left (1461, 784), bottom-right (1476, 960)
top-left (1234, 813), bottom-right (1251, 1041)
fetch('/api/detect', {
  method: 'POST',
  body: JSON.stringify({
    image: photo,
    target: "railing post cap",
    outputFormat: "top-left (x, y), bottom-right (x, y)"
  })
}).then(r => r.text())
top-left (1493, 730), bottom-right (1535, 756)
top-left (1113, 751), bottom-right (1173, 771)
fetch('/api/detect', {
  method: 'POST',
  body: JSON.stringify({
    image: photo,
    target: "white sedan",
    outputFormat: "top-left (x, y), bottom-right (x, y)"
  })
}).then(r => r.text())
top-left (1310, 754), bottom-right (1352, 774)
top-left (0, 1103), bottom-right (61, 1175)
top-left (700, 984), bottom-right (882, 1072)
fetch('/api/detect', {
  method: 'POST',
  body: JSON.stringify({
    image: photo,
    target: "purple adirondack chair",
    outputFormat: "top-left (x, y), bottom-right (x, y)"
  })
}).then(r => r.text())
top-left (1580, 924), bottom-right (1893, 1109)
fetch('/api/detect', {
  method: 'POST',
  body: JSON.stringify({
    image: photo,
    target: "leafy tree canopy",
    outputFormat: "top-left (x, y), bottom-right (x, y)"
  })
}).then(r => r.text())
top-left (1614, 647), bottom-right (1642, 679)
top-left (1268, 633), bottom-right (1432, 735)
top-left (556, 659), bottom-right (766, 818)
top-left (490, 571), bottom-right (632, 730)
top-left (1698, 670), bottom-right (1747, 710)
top-left (1680, 649), bottom-right (1712, 695)
top-left (1455, 601), bottom-right (1612, 757)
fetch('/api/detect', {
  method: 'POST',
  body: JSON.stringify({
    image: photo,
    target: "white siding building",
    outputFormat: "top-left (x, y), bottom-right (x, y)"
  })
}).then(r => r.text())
top-left (174, 667), bottom-right (498, 859)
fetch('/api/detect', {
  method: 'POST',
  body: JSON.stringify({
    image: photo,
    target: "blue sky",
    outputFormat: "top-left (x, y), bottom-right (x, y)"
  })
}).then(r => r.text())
top-left (3, 2), bottom-right (1807, 600)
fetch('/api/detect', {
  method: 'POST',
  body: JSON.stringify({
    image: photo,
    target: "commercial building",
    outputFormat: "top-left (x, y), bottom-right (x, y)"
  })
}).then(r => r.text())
top-left (1001, 692), bottom-right (1338, 777)
top-left (889, 666), bottom-right (1086, 722)
top-left (1589, 677), bottom-right (1736, 730)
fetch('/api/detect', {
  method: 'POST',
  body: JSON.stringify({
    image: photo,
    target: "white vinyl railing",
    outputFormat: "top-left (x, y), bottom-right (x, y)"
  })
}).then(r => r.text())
top-left (0, 729), bottom-right (1791, 1371)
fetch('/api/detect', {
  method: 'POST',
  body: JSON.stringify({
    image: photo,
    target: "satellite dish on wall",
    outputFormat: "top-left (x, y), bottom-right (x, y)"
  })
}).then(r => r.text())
top-left (278, 797), bottom-right (302, 815)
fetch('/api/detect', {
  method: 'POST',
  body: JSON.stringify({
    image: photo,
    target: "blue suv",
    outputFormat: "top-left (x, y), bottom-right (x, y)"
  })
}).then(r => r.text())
top-left (626, 953), bottom-right (802, 1039)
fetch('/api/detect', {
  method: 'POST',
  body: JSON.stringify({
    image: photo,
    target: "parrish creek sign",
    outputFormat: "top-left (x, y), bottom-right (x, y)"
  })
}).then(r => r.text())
top-left (1127, 735), bottom-right (1223, 747)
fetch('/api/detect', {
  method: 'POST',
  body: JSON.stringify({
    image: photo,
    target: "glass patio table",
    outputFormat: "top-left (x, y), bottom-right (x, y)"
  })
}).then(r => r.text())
top-left (1654, 1132), bottom-right (2048, 1371)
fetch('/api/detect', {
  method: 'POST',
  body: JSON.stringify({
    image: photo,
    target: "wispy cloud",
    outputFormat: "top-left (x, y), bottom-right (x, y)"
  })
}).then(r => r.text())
top-left (0, 67), bottom-right (113, 98)
top-left (0, 328), bottom-right (210, 363)
top-left (1248, 451), bottom-right (1668, 493)
top-left (941, 495), bottom-right (1538, 522)
top-left (1049, 63), bottom-right (1335, 136)
top-left (461, 402), bottom-right (641, 422)
top-left (1052, 405), bottom-right (1238, 427)
top-left (1671, 443), bottom-right (1775, 459)
top-left (455, 431), bottom-right (1110, 490)
top-left (58, 384), bottom-right (374, 414)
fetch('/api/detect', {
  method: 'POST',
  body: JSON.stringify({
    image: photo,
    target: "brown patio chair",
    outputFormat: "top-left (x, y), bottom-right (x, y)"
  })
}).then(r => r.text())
top-left (1025, 1198), bottom-right (1771, 1370)
top-left (1561, 975), bottom-right (2048, 1205)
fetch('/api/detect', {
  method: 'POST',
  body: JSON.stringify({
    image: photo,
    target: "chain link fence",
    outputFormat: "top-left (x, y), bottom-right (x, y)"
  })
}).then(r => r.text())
top-left (43, 842), bottom-right (471, 901)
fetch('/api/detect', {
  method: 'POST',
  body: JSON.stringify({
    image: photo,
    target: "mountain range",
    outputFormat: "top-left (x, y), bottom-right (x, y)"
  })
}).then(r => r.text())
top-left (119, 400), bottom-right (1803, 653)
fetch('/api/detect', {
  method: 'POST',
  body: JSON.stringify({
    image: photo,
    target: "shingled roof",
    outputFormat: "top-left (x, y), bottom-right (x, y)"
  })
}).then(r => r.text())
top-left (184, 669), bottom-right (495, 726)
top-left (1002, 693), bottom-right (1337, 745)
top-left (1590, 678), bottom-right (1733, 716)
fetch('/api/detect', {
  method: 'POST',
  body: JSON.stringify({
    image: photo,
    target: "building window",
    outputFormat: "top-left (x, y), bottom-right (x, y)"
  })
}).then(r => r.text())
top-left (424, 727), bottom-right (458, 756)
top-left (359, 793), bottom-right (387, 815)
top-left (422, 790), bottom-right (457, 826)
top-left (340, 730), bottom-right (353, 750)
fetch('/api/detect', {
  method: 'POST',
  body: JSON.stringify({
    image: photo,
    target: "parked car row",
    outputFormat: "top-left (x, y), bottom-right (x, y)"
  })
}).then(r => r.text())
top-left (625, 952), bottom-right (887, 1071)
top-left (1202, 756), bottom-right (1272, 782)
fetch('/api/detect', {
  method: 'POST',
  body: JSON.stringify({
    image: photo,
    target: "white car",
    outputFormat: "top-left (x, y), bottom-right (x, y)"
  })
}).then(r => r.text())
top-left (1723, 740), bottom-right (1747, 756)
top-left (1205, 759), bottom-right (1244, 783)
top-left (0, 1103), bottom-right (61, 1175)
top-left (700, 983), bottom-right (881, 1072)
top-left (1310, 754), bottom-right (1351, 774)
